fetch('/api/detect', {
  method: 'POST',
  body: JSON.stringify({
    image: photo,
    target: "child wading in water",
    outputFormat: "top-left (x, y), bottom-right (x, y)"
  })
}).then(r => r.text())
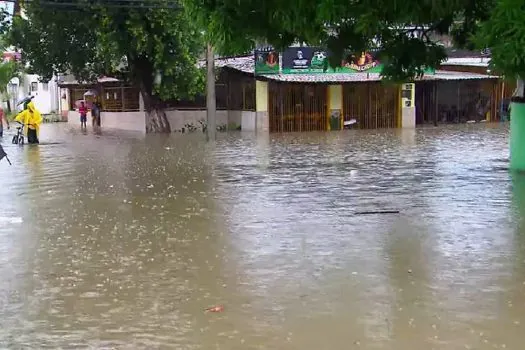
top-left (79, 101), bottom-right (88, 129)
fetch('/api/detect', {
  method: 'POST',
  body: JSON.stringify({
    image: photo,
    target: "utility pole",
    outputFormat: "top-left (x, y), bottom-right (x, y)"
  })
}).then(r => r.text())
top-left (206, 43), bottom-right (216, 141)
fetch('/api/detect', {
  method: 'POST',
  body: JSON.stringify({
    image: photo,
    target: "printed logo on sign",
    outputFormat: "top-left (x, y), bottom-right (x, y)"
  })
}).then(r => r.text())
top-left (293, 50), bottom-right (309, 69)
top-left (345, 52), bottom-right (378, 72)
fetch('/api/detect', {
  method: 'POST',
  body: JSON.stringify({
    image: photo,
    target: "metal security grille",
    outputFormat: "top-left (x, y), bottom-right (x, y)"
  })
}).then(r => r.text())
top-left (268, 82), bottom-right (327, 133)
top-left (101, 87), bottom-right (140, 112)
top-left (415, 79), bottom-right (499, 125)
top-left (343, 82), bottom-right (399, 129)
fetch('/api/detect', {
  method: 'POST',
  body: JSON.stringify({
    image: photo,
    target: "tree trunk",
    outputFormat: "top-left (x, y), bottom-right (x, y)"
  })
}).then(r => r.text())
top-left (142, 91), bottom-right (171, 133)
top-left (145, 107), bottom-right (171, 133)
top-left (6, 99), bottom-right (11, 114)
top-left (512, 77), bottom-right (525, 102)
top-left (206, 43), bottom-right (216, 141)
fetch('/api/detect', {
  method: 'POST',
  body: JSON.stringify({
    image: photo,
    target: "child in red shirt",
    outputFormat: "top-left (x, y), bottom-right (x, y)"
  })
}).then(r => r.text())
top-left (79, 101), bottom-right (87, 128)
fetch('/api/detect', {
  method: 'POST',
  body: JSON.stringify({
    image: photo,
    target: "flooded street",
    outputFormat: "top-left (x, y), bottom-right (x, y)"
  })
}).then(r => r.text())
top-left (1, 123), bottom-right (525, 349)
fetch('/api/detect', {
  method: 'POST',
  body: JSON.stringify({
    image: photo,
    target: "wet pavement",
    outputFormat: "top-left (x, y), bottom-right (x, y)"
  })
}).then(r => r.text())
top-left (0, 122), bottom-right (524, 349)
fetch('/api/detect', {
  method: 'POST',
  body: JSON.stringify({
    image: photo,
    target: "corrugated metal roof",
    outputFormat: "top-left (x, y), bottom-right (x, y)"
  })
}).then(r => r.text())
top-left (441, 57), bottom-right (490, 67)
top-left (426, 70), bottom-right (498, 80)
top-left (260, 73), bottom-right (380, 82)
top-left (258, 70), bottom-right (498, 83)
top-left (210, 55), bottom-right (497, 82)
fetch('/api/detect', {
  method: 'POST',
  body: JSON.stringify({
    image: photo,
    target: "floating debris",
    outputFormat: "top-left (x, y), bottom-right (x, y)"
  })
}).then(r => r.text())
top-left (354, 210), bottom-right (400, 215)
top-left (205, 305), bottom-right (224, 313)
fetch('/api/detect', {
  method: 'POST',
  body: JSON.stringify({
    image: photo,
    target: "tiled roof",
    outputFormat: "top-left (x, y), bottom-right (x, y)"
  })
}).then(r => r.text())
top-left (425, 70), bottom-right (498, 80)
top-left (197, 55), bottom-right (254, 74)
top-left (260, 73), bottom-right (380, 83)
top-left (257, 70), bottom-right (498, 83)
top-left (58, 76), bottom-right (120, 86)
top-left (208, 55), bottom-right (498, 82)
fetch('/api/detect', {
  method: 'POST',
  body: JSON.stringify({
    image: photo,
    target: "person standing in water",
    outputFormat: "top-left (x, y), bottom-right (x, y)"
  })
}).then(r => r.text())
top-left (0, 107), bottom-right (10, 137)
top-left (14, 101), bottom-right (42, 144)
top-left (91, 99), bottom-right (101, 128)
top-left (79, 101), bottom-right (88, 129)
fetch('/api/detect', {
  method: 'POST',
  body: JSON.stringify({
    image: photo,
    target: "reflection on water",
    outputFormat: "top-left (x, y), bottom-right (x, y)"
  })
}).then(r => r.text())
top-left (0, 123), bottom-right (524, 349)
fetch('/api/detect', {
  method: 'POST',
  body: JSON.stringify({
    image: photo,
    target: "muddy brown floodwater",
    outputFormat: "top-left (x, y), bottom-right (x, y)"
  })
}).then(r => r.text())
top-left (0, 123), bottom-right (524, 349)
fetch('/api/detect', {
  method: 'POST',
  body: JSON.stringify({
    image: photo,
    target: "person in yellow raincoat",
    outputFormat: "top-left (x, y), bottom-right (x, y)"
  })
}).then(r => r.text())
top-left (15, 101), bottom-right (42, 144)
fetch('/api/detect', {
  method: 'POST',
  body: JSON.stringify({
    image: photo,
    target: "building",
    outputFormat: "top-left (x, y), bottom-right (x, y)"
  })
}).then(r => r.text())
top-left (58, 47), bottom-right (505, 133)
top-left (58, 68), bottom-right (254, 132)
top-left (2, 50), bottom-right (61, 115)
top-left (238, 47), bottom-right (502, 132)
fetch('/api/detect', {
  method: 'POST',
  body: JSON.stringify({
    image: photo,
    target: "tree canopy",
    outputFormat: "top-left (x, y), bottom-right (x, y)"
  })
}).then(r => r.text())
top-left (9, 0), bottom-right (205, 131)
top-left (476, 0), bottom-right (525, 93)
top-left (194, 0), bottom-right (494, 81)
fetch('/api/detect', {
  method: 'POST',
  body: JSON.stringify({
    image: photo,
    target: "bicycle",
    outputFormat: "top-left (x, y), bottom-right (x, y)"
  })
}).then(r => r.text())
top-left (11, 121), bottom-right (24, 145)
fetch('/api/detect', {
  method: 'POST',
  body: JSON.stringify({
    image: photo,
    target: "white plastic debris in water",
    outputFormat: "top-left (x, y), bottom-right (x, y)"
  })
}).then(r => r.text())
top-left (0, 217), bottom-right (23, 224)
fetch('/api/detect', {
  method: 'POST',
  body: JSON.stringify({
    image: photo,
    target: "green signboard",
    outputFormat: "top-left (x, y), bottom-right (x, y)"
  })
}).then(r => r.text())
top-left (254, 46), bottom-right (436, 75)
top-left (281, 47), bottom-right (384, 74)
top-left (254, 48), bottom-right (279, 75)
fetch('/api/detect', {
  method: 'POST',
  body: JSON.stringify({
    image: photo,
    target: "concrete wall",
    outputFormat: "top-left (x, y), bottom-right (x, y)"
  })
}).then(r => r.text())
top-left (68, 110), bottom-right (146, 133)
top-left (165, 109), bottom-right (250, 131)
top-left (401, 107), bottom-right (416, 128)
top-left (241, 111), bottom-right (257, 131)
top-left (68, 108), bottom-right (253, 132)
top-left (227, 110), bottom-right (243, 128)
top-left (67, 111), bottom-right (81, 126)
top-left (101, 111), bottom-right (146, 132)
top-left (166, 109), bottom-right (228, 131)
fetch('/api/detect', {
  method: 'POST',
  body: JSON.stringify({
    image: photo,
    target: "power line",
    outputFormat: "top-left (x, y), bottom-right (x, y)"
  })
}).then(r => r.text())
top-left (1, 0), bottom-right (182, 9)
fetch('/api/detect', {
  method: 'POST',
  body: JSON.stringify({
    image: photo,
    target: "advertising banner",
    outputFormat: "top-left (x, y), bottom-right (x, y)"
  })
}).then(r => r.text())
top-left (256, 46), bottom-right (436, 75)
top-left (341, 51), bottom-right (382, 73)
top-left (254, 48), bottom-right (279, 75)
top-left (282, 47), bottom-right (383, 73)
top-left (282, 47), bottom-right (329, 73)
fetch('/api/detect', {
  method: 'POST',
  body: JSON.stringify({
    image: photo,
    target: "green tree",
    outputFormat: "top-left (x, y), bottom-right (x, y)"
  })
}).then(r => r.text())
top-left (9, 0), bottom-right (205, 132)
top-left (0, 60), bottom-right (22, 113)
top-left (191, 0), bottom-right (491, 81)
top-left (476, 0), bottom-right (525, 99)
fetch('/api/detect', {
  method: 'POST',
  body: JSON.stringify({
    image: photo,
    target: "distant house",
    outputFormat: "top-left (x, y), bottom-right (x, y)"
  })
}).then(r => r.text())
top-left (2, 50), bottom-right (60, 115)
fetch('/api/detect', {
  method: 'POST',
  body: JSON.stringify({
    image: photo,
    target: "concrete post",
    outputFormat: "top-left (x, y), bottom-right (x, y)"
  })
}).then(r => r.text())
top-left (510, 102), bottom-right (525, 171)
top-left (400, 83), bottom-right (416, 128)
top-left (328, 85), bottom-right (343, 130)
top-left (255, 80), bottom-right (269, 133)
top-left (206, 43), bottom-right (216, 141)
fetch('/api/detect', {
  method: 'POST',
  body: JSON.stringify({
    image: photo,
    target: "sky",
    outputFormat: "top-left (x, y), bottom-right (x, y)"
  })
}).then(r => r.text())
top-left (0, 1), bottom-right (13, 14)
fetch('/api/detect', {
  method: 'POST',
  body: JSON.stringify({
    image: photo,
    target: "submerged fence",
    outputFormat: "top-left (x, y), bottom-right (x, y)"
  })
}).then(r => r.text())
top-left (343, 82), bottom-right (399, 129)
top-left (69, 86), bottom-right (140, 112)
top-left (415, 79), bottom-right (499, 125)
top-left (268, 82), bottom-right (328, 133)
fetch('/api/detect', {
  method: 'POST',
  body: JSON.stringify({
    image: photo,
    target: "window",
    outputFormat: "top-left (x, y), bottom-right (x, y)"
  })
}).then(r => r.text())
top-left (42, 82), bottom-right (49, 91)
top-left (31, 82), bottom-right (38, 92)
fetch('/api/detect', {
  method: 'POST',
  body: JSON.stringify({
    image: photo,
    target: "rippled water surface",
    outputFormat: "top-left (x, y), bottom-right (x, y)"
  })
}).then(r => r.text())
top-left (1, 123), bottom-right (525, 349)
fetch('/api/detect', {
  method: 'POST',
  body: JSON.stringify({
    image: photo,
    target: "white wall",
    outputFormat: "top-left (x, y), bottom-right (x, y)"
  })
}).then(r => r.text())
top-left (101, 111), bottom-right (146, 132)
top-left (25, 74), bottom-right (60, 114)
top-left (241, 111), bottom-right (257, 131)
top-left (165, 110), bottom-right (229, 132)
top-left (67, 108), bottom-right (252, 133)
top-left (6, 74), bottom-right (60, 114)
top-left (68, 110), bottom-right (146, 133)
